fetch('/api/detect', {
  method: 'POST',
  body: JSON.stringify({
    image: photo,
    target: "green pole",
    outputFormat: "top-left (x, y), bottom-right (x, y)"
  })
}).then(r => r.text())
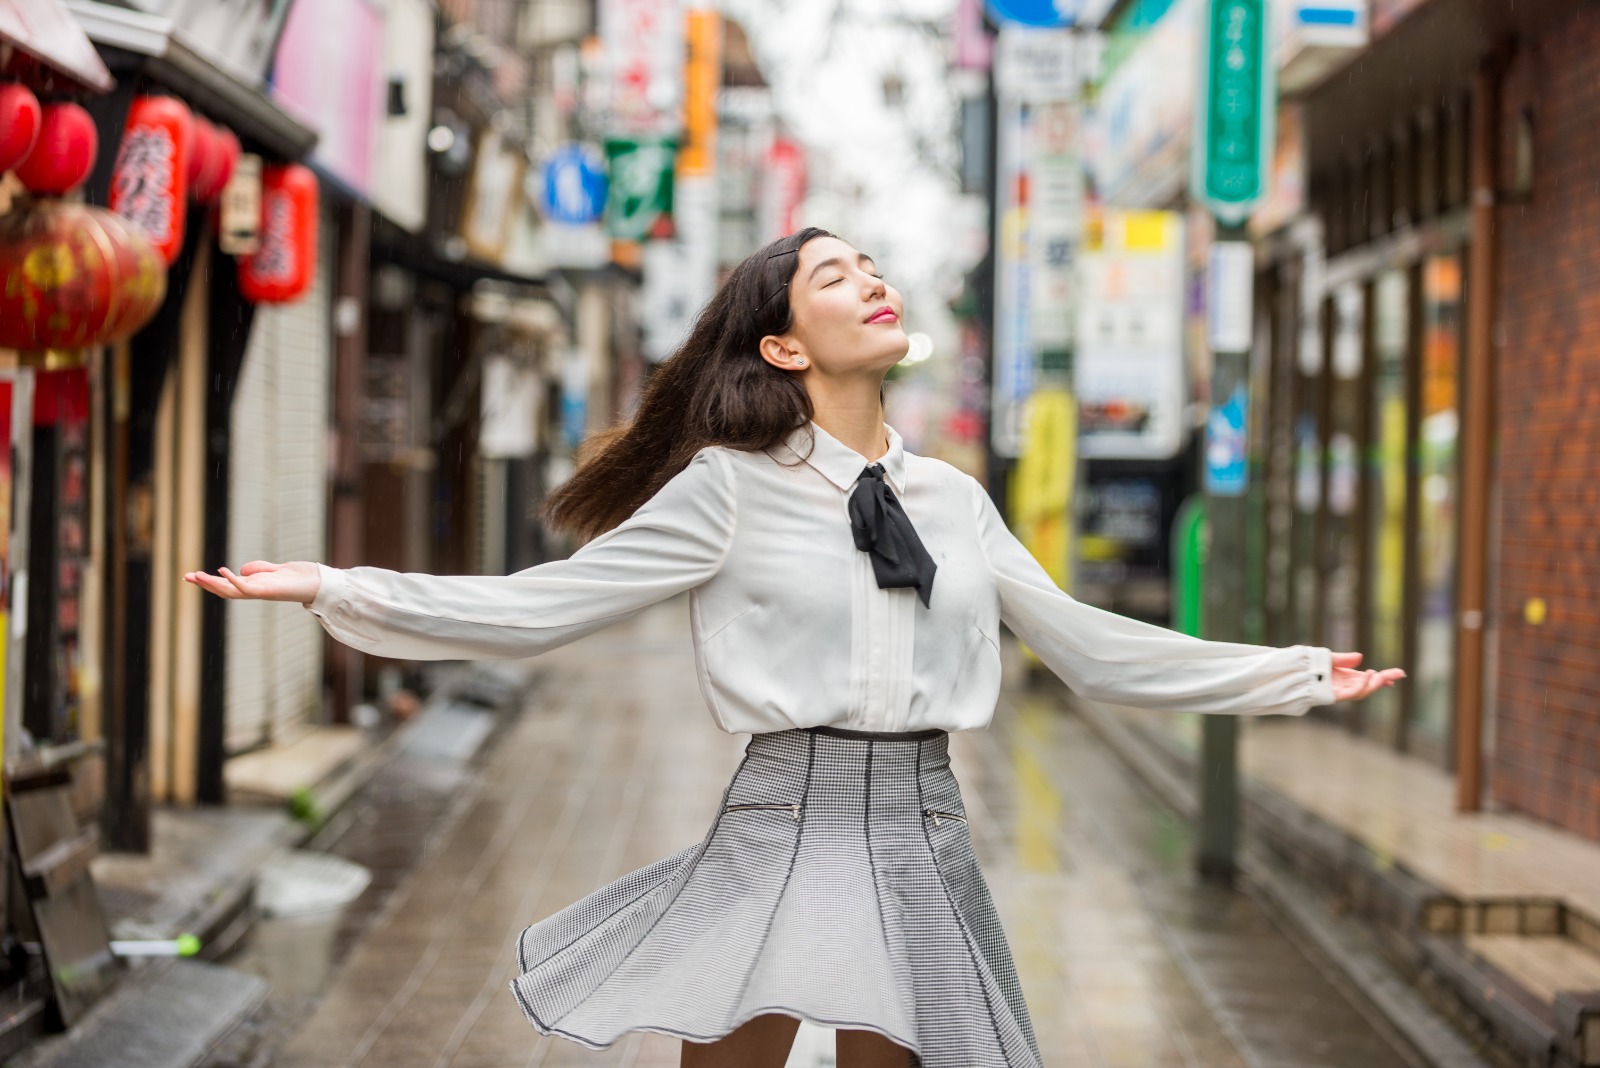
top-left (1172, 495), bottom-right (1207, 639)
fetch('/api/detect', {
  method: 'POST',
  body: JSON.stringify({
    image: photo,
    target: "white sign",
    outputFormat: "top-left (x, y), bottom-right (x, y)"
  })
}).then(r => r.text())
top-left (1075, 210), bottom-right (1186, 460)
top-left (641, 175), bottom-right (716, 361)
top-left (1207, 241), bottom-right (1255, 353)
top-left (600, 0), bottom-right (685, 135)
top-left (1027, 102), bottom-right (1083, 352)
top-left (480, 355), bottom-right (540, 459)
top-left (996, 25), bottom-right (1091, 100)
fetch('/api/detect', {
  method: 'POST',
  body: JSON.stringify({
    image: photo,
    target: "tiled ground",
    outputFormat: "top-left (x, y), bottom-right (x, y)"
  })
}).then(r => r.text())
top-left (269, 601), bottom-right (1409, 1068)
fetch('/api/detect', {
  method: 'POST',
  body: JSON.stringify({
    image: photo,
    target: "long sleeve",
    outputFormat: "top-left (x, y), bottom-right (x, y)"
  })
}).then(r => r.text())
top-left (970, 479), bottom-right (1336, 716)
top-left (306, 448), bottom-right (738, 660)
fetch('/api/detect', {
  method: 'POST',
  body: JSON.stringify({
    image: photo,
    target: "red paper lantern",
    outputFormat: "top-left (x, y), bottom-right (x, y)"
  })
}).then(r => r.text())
top-left (110, 95), bottom-right (193, 265)
top-left (0, 83), bottom-right (42, 174)
top-left (0, 199), bottom-right (167, 353)
top-left (190, 120), bottom-right (234, 203)
top-left (14, 102), bottom-right (97, 195)
top-left (239, 164), bottom-right (318, 304)
top-left (213, 128), bottom-right (240, 192)
top-left (185, 117), bottom-right (214, 187)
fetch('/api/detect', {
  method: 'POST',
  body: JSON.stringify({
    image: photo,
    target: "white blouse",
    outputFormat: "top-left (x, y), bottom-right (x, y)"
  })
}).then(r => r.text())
top-left (307, 422), bottom-right (1336, 734)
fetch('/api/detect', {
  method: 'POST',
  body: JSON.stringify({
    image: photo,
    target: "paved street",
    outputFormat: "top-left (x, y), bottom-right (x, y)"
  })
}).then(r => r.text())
top-left (256, 599), bottom-right (1413, 1068)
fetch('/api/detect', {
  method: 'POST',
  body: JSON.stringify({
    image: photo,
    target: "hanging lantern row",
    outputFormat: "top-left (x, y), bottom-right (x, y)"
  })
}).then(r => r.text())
top-left (0, 84), bottom-right (319, 359)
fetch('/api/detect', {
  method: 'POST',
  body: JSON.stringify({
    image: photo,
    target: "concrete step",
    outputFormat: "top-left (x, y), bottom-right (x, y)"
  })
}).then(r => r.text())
top-left (13, 960), bottom-right (266, 1068)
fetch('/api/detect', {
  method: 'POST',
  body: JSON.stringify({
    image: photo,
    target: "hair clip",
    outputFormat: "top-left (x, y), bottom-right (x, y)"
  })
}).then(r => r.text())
top-left (757, 281), bottom-right (789, 309)
top-left (766, 248), bottom-right (799, 259)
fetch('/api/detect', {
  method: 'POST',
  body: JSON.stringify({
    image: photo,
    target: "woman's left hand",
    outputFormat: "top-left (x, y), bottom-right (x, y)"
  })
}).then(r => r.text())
top-left (1329, 651), bottom-right (1405, 702)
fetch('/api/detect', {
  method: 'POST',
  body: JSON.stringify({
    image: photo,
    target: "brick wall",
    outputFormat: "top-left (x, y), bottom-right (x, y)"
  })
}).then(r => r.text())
top-left (1493, 7), bottom-right (1600, 841)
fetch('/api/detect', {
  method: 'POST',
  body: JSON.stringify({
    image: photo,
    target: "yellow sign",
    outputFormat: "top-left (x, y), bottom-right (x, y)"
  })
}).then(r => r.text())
top-left (679, 11), bottom-right (721, 178)
top-left (1010, 387), bottom-right (1077, 590)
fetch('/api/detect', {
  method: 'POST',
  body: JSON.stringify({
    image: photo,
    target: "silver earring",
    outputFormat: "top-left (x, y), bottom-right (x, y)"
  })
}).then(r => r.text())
top-left (793, 357), bottom-right (806, 367)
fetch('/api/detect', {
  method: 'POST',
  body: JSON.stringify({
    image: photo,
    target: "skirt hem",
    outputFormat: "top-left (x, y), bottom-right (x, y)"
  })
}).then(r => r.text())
top-left (507, 987), bottom-right (920, 1057)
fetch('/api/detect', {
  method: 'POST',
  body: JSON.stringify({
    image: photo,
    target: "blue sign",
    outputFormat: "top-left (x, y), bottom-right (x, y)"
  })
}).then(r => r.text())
top-left (1203, 383), bottom-right (1249, 496)
top-left (540, 144), bottom-right (607, 225)
top-left (985, 0), bottom-right (1078, 26)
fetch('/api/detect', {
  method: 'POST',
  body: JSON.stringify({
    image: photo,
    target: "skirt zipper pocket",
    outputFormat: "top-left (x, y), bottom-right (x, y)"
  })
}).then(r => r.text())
top-left (924, 809), bottom-right (967, 827)
top-left (723, 802), bottom-right (802, 821)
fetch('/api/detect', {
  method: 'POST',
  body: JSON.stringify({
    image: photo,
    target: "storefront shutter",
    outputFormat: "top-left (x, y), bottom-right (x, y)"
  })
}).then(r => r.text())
top-left (224, 207), bottom-right (334, 754)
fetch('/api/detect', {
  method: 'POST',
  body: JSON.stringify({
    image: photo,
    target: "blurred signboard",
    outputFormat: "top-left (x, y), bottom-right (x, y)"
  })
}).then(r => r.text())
top-left (600, 0), bottom-right (684, 136)
top-left (462, 130), bottom-right (526, 263)
top-left (996, 25), bottom-right (1091, 100)
top-left (604, 136), bottom-right (676, 241)
top-left (759, 137), bottom-right (806, 242)
top-left (540, 144), bottom-right (608, 225)
top-left (271, 0), bottom-right (383, 197)
top-left (1276, 0), bottom-right (1366, 92)
top-left (1091, 0), bottom-right (1199, 207)
top-left (1075, 210), bottom-right (1186, 460)
top-left (1191, 0), bottom-right (1274, 224)
top-left (1027, 102), bottom-right (1083, 363)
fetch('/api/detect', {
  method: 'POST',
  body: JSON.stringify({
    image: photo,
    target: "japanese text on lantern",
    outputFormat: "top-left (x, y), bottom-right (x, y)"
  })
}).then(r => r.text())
top-left (112, 127), bottom-right (178, 245)
top-left (252, 192), bottom-right (296, 284)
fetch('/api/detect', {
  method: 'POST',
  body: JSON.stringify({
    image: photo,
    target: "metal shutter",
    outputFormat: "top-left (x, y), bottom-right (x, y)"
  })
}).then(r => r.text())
top-left (224, 208), bottom-right (334, 753)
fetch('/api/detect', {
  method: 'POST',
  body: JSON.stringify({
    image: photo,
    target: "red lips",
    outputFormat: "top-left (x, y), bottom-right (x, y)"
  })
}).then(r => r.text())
top-left (867, 306), bottom-right (898, 324)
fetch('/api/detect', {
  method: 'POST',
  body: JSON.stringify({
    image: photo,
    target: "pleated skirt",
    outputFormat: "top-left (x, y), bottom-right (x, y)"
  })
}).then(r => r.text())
top-left (507, 725), bottom-right (1042, 1068)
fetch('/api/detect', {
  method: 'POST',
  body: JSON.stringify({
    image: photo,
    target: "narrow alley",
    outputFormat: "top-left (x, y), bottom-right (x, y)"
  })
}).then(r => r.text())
top-left (232, 601), bottom-right (1415, 1068)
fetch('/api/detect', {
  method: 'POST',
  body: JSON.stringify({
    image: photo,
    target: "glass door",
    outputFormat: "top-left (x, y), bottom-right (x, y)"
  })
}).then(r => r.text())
top-left (1365, 269), bottom-right (1410, 747)
top-left (1406, 252), bottom-right (1463, 765)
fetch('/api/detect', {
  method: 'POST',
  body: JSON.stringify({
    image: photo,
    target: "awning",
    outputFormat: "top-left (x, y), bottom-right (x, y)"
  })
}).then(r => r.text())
top-left (0, 0), bottom-right (115, 92)
top-left (63, 0), bottom-right (316, 161)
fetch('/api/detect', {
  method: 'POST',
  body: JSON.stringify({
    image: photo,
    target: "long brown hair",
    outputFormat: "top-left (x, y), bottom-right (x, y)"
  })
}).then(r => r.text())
top-left (542, 227), bottom-right (833, 539)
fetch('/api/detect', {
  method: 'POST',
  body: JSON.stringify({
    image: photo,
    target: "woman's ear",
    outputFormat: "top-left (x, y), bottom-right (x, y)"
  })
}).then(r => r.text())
top-left (758, 334), bottom-right (808, 372)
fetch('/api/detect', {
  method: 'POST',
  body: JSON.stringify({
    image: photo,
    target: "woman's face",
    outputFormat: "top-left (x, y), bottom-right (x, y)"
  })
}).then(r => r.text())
top-left (758, 236), bottom-right (907, 377)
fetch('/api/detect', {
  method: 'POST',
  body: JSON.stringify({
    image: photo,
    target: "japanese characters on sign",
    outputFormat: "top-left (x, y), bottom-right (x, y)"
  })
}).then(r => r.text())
top-left (1192, 0), bottom-right (1274, 223)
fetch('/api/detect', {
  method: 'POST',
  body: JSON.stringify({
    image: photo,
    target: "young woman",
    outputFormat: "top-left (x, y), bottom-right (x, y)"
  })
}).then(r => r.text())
top-left (187, 227), bottom-right (1402, 1068)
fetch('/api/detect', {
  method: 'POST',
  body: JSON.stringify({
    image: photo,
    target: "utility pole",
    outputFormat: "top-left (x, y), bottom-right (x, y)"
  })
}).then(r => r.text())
top-left (1193, 0), bottom-right (1274, 885)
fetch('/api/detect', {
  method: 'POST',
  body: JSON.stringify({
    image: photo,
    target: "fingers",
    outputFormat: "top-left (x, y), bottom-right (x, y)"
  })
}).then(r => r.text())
top-left (184, 571), bottom-right (241, 599)
top-left (238, 560), bottom-right (281, 576)
top-left (1331, 651), bottom-right (1365, 668)
top-left (219, 566), bottom-right (254, 597)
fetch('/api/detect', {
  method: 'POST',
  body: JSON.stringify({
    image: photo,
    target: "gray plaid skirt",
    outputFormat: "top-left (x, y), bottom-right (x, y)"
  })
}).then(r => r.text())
top-left (507, 726), bottom-right (1042, 1067)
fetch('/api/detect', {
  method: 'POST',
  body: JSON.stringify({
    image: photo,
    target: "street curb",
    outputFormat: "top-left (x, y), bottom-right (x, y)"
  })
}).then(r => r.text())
top-left (1071, 695), bottom-right (1501, 1068)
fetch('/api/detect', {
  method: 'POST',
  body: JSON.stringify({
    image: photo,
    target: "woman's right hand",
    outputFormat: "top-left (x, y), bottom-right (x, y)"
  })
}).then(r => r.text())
top-left (184, 560), bottom-right (321, 604)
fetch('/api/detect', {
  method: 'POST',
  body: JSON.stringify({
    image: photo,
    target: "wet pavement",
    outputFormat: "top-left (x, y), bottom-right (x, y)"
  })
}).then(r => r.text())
top-left (217, 599), bottom-right (1416, 1068)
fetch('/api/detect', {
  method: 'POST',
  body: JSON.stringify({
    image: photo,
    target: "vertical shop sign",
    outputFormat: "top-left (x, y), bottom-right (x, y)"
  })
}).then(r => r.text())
top-left (759, 137), bottom-right (807, 242)
top-left (1027, 102), bottom-right (1082, 370)
top-left (640, 7), bottom-right (720, 362)
top-left (601, 0), bottom-right (685, 136)
top-left (1191, 0), bottom-right (1274, 224)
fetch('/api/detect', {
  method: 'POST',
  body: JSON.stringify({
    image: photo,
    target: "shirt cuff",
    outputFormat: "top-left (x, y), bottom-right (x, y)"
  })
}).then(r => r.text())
top-left (306, 563), bottom-right (346, 617)
top-left (1305, 645), bottom-right (1336, 709)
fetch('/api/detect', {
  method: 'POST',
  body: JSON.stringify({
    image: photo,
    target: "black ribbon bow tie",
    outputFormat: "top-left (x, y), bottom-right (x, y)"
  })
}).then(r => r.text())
top-left (847, 463), bottom-right (937, 608)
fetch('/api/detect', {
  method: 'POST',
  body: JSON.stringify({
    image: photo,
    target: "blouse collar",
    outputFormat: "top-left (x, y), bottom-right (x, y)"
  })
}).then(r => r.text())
top-left (773, 420), bottom-right (907, 495)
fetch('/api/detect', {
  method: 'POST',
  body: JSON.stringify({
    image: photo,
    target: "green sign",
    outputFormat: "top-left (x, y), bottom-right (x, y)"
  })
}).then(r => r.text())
top-left (1191, 0), bottom-right (1274, 223)
top-left (604, 136), bottom-right (677, 242)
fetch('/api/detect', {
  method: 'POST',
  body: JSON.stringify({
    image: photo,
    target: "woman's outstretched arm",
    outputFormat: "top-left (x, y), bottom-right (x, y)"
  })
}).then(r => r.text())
top-left (968, 479), bottom-right (1403, 716)
top-left (186, 448), bottom-right (737, 661)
